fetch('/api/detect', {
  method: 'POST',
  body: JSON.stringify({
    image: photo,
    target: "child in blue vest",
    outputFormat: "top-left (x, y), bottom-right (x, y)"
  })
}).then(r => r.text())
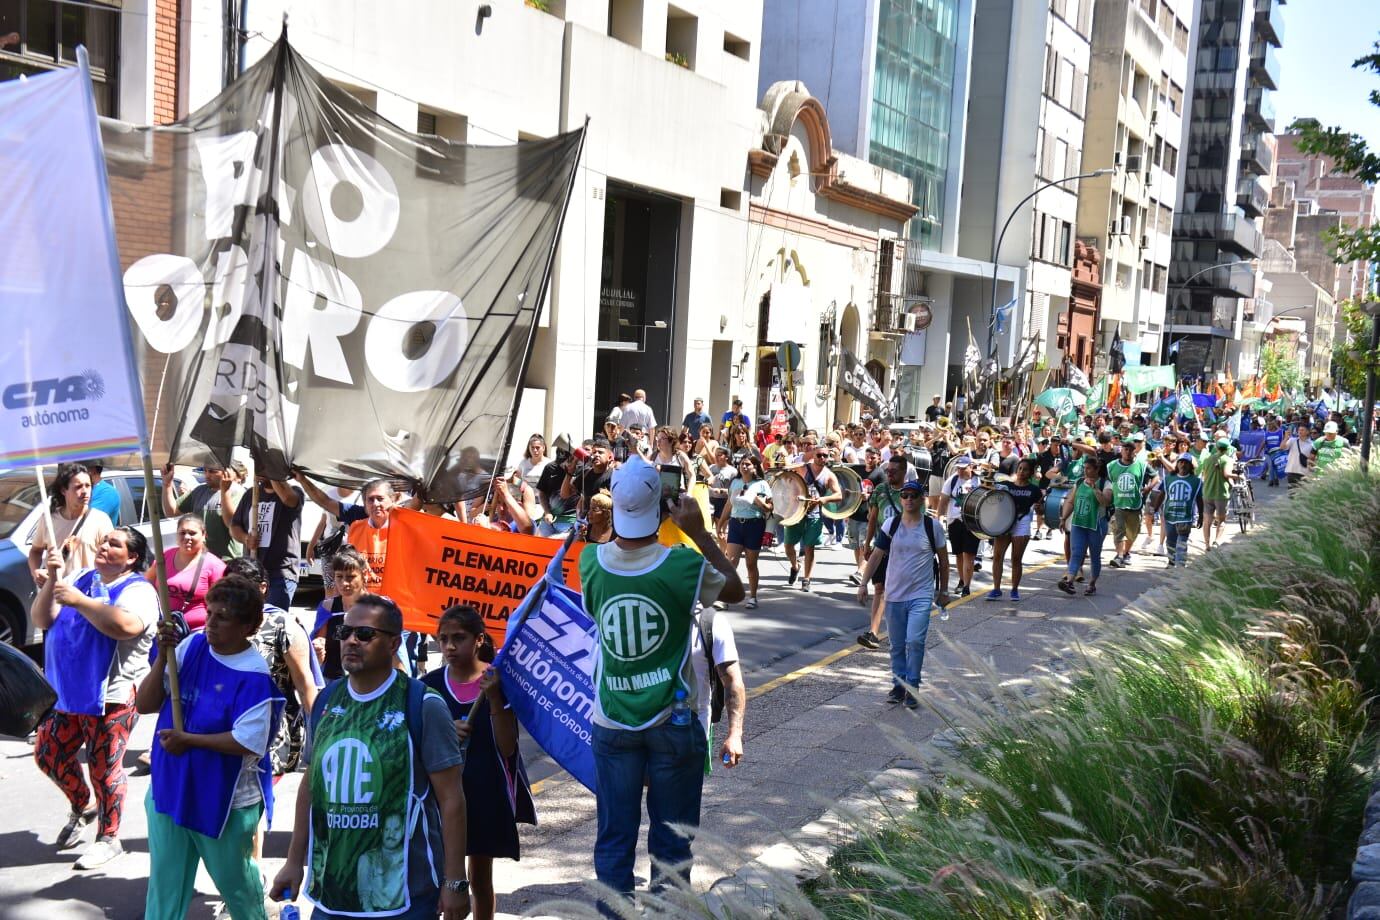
top-left (136, 574), bottom-right (284, 920)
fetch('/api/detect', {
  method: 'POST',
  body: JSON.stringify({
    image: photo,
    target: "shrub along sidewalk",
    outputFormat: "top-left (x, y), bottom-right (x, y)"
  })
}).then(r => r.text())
top-left (811, 465), bottom-right (1380, 919)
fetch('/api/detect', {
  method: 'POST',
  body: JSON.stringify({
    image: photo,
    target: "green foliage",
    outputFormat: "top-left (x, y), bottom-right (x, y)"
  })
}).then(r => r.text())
top-left (1259, 337), bottom-right (1303, 394)
top-left (1290, 42), bottom-right (1380, 265)
top-left (665, 52), bottom-right (690, 69)
top-left (524, 0), bottom-right (552, 11)
top-left (813, 464), bottom-right (1380, 919)
top-left (1333, 298), bottom-right (1380, 395)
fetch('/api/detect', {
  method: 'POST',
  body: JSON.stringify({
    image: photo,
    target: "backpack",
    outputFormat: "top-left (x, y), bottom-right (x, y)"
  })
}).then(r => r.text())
top-left (697, 608), bottom-right (725, 725)
top-left (887, 513), bottom-right (942, 585)
top-left (308, 675), bottom-right (431, 794)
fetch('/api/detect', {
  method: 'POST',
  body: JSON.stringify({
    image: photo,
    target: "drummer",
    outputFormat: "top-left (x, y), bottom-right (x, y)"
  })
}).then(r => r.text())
top-left (782, 447), bottom-right (843, 594)
top-left (986, 459), bottom-right (1043, 603)
top-left (937, 456), bottom-right (980, 597)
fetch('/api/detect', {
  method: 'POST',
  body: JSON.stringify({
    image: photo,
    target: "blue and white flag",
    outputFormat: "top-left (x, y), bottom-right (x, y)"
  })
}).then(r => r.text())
top-left (496, 557), bottom-right (598, 793)
top-left (994, 298), bottom-right (1017, 336)
top-left (0, 54), bottom-right (146, 470)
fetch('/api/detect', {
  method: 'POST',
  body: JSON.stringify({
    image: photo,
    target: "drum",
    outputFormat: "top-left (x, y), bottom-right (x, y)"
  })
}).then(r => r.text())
top-left (822, 464), bottom-right (863, 520)
top-left (903, 446), bottom-right (933, 480)
top-left (960, 486), bottom-right (1017, 540)
top-left (765, 469), bottom-right (808, 526)
top-left (1043, 484), bottom-right (1071, 531)
top-left (942, 454), bottom-right (967, 484)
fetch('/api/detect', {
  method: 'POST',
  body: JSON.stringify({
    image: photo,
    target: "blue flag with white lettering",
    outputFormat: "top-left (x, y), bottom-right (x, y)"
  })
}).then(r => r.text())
top-left (496, 579), bottom-right (598, 794)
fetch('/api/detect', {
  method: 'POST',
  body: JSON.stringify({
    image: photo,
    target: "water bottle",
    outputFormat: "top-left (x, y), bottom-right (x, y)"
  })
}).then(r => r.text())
top-left (279, 892), bottom-right (300, 920)
top-left (670, 688), bottom-right (692, 726)
top-left (938, 597), bottom-right (950, 622)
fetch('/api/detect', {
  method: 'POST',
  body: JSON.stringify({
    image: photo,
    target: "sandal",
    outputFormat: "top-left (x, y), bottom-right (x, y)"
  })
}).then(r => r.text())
top-left (1057, 578), bottom-right (1075, 595)
top-left (1084, 584), bottom-right (1097, 596)
top-left (745, 597), bottom-right (758, 609)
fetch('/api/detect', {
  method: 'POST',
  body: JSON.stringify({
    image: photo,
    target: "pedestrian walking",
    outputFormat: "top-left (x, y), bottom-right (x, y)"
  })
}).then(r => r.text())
top-left (1157, 456), bottom-right (1203, 568)
top-left (270, 594), bottom-right (471, 919)
top-left (28, 462), bottom-right (113, 588)
top-left (581, 456), bottom-right (744, 915)
top-left (717, 454), bottom-right (772, 608)
top-left (1057, 457), bottom-right (1112, 596)
top-left (31, 527), bottom-right (157, 869)
top-left (783, 449), bottom-right (842, 593)
top-left (855, 480), bottom-right (950, 708)
top-left (987, 458), bottom-right (1042, 601)
top-left (137, 575), bottom-right (285, 920)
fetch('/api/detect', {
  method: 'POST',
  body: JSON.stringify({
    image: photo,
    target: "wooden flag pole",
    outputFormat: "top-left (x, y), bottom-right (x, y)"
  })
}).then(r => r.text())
top-left (141, 452), bottom-right (184, 730)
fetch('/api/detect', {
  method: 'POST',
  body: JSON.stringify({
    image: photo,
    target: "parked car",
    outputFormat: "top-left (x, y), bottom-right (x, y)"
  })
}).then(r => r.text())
top-left (0, 466), bottom-right (196, 648)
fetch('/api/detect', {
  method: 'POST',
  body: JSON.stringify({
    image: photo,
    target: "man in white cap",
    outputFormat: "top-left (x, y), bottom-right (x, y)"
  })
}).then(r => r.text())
top-left (579, 456), bottom-right (744, 917)
top-left (1313, 420), bottom-right (1351, 471)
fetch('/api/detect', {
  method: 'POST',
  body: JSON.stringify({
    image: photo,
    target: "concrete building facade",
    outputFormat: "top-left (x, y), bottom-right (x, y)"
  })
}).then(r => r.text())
top-left (1078, 0), bottom-right (1192, 373)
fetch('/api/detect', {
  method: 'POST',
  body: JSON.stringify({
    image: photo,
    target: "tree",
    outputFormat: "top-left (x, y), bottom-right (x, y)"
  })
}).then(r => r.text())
top-left (1333, 298), bottom-right (1380, 395)
top-left (1289, 42), bottom-right (1380, 267)
top-left (1260, 338), bottom-right (1303, 395)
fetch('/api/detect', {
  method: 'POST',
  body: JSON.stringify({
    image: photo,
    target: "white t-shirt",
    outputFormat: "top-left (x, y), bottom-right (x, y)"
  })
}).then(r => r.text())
top-left (620, 400), bottom-right (657, 432)
top-left (1286, 436), bottom-right (1313, 475)
top-left (944, 474), bottom-right (978, 522)
top-left (94, 574), bottom-right (159, 704)
top-left (690, 609), bottom-right (739, 737)
top-left (518, 456), bottom-right (551, 491)
top-left (169, 638), bottom-right (275, 808)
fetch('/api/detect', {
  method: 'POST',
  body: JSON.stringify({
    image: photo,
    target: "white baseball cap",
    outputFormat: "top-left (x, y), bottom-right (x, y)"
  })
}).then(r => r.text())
top-left (1324, 421), bottom-right (1339, 434)
top-left (611, 455), bottom-right (662, 540)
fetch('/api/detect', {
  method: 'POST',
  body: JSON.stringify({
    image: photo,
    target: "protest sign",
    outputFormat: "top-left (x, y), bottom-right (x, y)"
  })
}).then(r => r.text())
top-left (378, 508), bottom-right (585, 647)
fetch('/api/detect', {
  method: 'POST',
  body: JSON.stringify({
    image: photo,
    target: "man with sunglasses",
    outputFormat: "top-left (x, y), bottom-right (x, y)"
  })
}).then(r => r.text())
top-left (856, 480), bottom-right (949, 708)
top-left (272, 595), bottom-right (470, 920)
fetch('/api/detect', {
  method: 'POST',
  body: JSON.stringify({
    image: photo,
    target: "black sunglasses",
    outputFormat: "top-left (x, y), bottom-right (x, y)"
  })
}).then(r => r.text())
top-left (334, 624), bottom-right (399, 643)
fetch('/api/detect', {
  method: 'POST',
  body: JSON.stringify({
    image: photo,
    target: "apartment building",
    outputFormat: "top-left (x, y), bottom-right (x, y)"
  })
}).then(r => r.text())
top-left (1275, 129), bottom-right (1380, 303)
top-left (1077, 0), bottom-right (1192, 372)
top-left (759, 0), bottom-right (1023, 413)
top-left (1166, 0), bottom-right (1283, 376)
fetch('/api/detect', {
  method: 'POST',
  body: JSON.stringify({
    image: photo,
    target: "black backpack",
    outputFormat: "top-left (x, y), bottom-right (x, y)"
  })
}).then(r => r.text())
top-left (697, 608), bottom-right (725, 725)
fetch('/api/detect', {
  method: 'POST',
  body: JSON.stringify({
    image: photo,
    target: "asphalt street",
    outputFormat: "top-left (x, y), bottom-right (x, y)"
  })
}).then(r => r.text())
top-left (0, 486), bottom-right (1281, 918)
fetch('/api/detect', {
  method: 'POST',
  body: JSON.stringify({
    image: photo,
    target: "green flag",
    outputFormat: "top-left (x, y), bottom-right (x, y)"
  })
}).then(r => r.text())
top-left (1123, 364), bottom-right (1178, 395)
top-left (1177, 389), bottom-right (1196, 420)
top-left (1035, 387), bottom-right (1083, 423)
top-left (1087, 376), bottom-right (1107, 413)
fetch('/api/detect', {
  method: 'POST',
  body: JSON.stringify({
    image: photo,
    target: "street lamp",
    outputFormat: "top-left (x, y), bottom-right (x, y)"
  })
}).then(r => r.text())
top-left (1359, 298), bottom-right (1380, 471)
top-left (1163, 258), bottom-right (1260, 365)
top-left (986, 167), bottom-right (1115, 362)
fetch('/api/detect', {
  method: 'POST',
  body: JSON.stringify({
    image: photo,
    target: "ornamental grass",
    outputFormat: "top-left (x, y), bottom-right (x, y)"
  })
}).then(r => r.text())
top-left (810, 463), bottom-right (1380, 918)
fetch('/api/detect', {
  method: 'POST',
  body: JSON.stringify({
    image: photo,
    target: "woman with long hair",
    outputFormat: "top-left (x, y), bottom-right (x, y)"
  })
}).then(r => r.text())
top-left (726, 422), bottom-right (761, 463)
top-left (652, 425), bottom-right (694, 493)
top-left (987, 458), bottom-right (1043, 602)
top-left (28, 462), bottom-right (114, 587)
top-left (32, 526), bottom-right (157, 869)
top-left (423, 606), bottom-right (535, 920)
top-left (1058, 456), bottom-right (1112, 596)
top-left (517, 434), bottom-right (551, 495)
top-left (717, 454), bottom-right (772, 608)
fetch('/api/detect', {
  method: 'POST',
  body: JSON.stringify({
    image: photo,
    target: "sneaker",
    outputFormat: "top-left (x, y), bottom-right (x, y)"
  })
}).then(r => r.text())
top-left (787, 566), bottom-right (799, 586)
top-left (56, 808), bottom-right (96, 850)
top-left (1057, 578), bottom-right (1076, 595)
top-left (974, 560), bottom-right (983, 572)
top-left (857, 631), bottom-right (881, 650)
top-left (745, 597), bottom-right (759, 609)
top-left (959, 584), bottom-right (971, 597)
top-left (984, 589), bottom-right (1002, 602)
top-left (75, 836), bottom-right (123, 870)
top-left (1166, 558), bottom-right (1175, 568)
top-left (1153, 544), bottom-right (1166, 557)
top-left (800, 578), bottom-right (811, 593)
top-left (712, 600), bottom-right (726, 610)
top-left (1107, 556), bottom-right (1124, 569)
top-left (886, 685), bottom-right (907, 705)
top-left (847, 571), bottom-right (862, 586)
top-left (904, 694), bottom-right (919, 710)
top-left (1010, 589), bottom-right (1021, 602)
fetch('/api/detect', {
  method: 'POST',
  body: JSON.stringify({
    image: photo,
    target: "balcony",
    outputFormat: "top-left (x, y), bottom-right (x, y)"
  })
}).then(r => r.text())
top-left (1254, 0), bottom-right (1283, 47)
top-left (1173, 212), bottom-right (1262, 257)
top-left (1240, 133), bottom-right (1275, 176)
top-left (1244, 86), bottom-right (1275, 131)
top-left (1250, 41), bottom-right (1280, 90)
top-left (1236, 177), bottom-right (1269, 216)
top-left (1170, 260), bottom-right (1256, 298)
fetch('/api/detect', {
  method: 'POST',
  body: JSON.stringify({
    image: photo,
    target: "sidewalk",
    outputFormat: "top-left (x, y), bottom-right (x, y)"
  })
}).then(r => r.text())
top-left (490, 491), bottom-right (1284, 918)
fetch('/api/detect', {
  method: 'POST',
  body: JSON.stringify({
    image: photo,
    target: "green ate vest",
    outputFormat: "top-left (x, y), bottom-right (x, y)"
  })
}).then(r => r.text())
top-left (1314, 437), bottom-right (1347, 469)
top-left (1107, 458), bottom-right (1148, 511)
top-left (308, 676), bottom-right (419, 917)
top-left (580, 543), bottom-right (706, 730)
top-left (1070, 479), bottom-right (1106, 531)
top-left (1162, 474), bottom-right (1202, 525)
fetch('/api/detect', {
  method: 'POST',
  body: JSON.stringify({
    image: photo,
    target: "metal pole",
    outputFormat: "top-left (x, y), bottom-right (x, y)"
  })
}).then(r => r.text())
top-left (1361, 312), bottom-right (1379, 471)
top-left (142, 453), bottom-right (184, 730)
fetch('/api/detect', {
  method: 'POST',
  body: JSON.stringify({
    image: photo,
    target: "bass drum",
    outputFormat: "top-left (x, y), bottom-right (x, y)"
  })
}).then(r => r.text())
top-left (942, 453), bottom-right (967, 484)
top-left (960, 486), bottom-right (1017, 541)
top-left (765, 469), bottom-right (808, 526)
top-left (822, 464), bottom-right (864, 520)
top-left (1043, 484), bottom-right (1071, 531)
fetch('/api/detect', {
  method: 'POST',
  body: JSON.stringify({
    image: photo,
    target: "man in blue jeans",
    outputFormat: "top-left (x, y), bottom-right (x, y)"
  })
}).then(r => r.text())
top-left (580, 457), bottom-right (744, 915)
top-left (855, 479), bottom-right (950, 708)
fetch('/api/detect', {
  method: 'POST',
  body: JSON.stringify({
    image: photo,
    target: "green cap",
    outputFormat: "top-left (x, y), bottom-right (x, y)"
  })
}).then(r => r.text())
top-left (1216, 437), bottom-right (1231, 448)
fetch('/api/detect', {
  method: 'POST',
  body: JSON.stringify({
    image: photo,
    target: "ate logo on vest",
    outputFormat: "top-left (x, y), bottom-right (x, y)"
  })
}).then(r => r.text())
top-left (1117, 472), bottom-right (1138, 492)
top-left (597, 594), bottom-right (669, 662)
top-left (320, 738), bottom-right (375, 804)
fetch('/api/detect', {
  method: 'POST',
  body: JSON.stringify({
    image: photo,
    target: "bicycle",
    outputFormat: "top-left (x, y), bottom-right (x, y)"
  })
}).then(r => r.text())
top-left (1228, 479), bottom-right (1255, 533)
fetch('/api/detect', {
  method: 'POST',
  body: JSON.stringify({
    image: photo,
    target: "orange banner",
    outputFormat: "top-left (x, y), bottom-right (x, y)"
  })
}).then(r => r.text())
top-left (379, 508), bottom-right (585, 648)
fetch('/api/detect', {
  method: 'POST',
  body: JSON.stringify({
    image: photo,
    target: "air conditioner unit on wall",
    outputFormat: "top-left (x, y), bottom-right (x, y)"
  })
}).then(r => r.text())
top-left (897, 313), bottom-right (919, 332)
top-left (1125, 154), bottom-right (1144, 174)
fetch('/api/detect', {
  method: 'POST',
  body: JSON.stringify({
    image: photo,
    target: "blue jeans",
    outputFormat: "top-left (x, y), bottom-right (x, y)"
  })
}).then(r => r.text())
top-left (1067, 524), bottom-right (1107, 581)
top-left (886, 594), bottom-right (933, 687)
top-left (266, 572), bottom-right (297, 610)
top-left (593, 719), bottom-right (708, 916)
top-left (1165, 521), bottom-right (1193, 564)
